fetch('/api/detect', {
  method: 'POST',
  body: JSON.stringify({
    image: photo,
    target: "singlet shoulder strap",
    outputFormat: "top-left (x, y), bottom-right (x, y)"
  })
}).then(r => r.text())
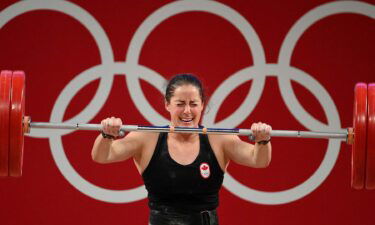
top-left (199, 134), bottom-right (212, 152)
top-left (155, 132), bottom-right (167, 154)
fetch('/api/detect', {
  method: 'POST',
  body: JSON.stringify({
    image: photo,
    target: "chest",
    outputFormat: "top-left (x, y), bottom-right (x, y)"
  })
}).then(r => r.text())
top-left (167, 138), bottom-right (200, 165)
top-left (141, 134), bottom-right (225, 194)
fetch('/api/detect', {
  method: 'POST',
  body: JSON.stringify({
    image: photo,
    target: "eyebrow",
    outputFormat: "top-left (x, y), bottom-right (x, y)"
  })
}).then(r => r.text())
top-left (174, 100), bottom-right (199, 103)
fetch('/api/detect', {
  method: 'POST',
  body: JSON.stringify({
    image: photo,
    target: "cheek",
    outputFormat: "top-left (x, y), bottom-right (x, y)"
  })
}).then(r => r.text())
top-left (192, 108), bottom-right (202, 115)
top-left (170, 107), bottom-right (183, 116)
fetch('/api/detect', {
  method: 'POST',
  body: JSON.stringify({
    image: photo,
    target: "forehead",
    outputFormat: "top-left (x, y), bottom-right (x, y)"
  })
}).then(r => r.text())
top-left (171, 85), bottom-right (201, 100)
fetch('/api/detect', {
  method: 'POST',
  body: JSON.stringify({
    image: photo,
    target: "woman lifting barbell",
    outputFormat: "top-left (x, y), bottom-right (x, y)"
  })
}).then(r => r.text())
top-left (91, 74), bottom-right (272, 225)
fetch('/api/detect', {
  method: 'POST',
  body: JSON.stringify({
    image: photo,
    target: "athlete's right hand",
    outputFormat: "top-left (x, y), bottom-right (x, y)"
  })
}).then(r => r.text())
top-left (101, 117), bottom-right (123, 137)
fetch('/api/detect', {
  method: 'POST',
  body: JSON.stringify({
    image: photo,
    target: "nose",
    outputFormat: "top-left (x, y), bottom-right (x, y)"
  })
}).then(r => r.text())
top-left (183, 105), bottom-right (191, 114)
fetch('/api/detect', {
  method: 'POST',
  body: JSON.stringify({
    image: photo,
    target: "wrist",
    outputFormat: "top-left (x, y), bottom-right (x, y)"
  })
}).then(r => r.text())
top-left (101, 131), bottom-right (116, 140)
top-left (256, 138), bottom-right (271, 145)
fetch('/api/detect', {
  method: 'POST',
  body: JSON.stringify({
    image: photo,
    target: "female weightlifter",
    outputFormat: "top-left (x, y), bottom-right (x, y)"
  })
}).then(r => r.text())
top-left (91, 74), bottom-right (272, 225)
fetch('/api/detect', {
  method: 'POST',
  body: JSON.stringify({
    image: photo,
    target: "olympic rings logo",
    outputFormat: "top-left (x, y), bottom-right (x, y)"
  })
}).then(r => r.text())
top-left (1, 0), bottom-right (374, 205)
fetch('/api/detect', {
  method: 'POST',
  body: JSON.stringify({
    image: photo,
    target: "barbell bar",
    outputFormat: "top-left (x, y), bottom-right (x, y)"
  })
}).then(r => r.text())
top-left (0, 70), bottom-right (374, 191)
top-left (27, 121), bottom-right (349, 139)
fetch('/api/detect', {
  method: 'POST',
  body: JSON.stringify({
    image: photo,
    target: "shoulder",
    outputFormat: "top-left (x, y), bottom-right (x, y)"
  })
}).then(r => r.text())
top-left (119, 131), bottom-right (159, 157)
top-left (122, 131), bottom-right (159, 147)
top-left (208, 133), bottom-right (250, 158)
top-left (112, 131), bottom-right (159, 156)
top-left (208, 134), bottom-right (240, 148)
top-left (207, 134), bottom-right (239, 171)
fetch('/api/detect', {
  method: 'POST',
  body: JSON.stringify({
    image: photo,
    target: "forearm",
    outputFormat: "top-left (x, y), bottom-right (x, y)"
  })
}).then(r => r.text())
top-left (91, 134), bottom-right (113, 163)
top-left (253, 142), bottom-right (272, 168)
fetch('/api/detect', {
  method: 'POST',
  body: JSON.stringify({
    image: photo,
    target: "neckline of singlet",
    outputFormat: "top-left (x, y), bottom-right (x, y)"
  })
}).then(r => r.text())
top-left (164, 132), bottom-right (203, 167)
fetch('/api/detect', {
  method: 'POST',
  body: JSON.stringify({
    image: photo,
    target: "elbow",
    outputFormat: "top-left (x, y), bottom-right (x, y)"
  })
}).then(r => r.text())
top-left (252, 146), bottom-right (272, 168)
top-left (254, 162), bottom-right (270, 168)
top-left (91, 153), bottom-right (102, 164)
top-left (261, 160), bottom-right (271, 168)
top-left (91, 151), bottom-right (110, 164)
top-left (253, 158), bottom-right (271, 168)
top-left (92, 157), bottom-right (109, 164)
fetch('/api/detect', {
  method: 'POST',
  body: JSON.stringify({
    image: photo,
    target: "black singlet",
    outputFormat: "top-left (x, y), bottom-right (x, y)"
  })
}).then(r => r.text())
top-left (142, 132), bottom-right (224, 213)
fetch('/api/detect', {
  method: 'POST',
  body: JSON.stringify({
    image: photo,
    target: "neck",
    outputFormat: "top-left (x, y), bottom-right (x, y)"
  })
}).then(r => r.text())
top-left (169, 132), bottom-right (199, 142)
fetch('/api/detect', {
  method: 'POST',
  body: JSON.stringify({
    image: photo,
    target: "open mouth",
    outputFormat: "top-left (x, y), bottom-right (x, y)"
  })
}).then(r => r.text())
top-left (180, 118), bottom-right (193, 124)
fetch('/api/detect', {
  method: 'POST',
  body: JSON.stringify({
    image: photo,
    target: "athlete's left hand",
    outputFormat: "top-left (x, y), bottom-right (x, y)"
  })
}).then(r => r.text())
top-left (250, 122), bottom-right (272, 143)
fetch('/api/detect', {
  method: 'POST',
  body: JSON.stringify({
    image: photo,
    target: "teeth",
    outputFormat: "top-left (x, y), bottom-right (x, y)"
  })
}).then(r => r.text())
top-left (181, 118), bottom-right (193, 122)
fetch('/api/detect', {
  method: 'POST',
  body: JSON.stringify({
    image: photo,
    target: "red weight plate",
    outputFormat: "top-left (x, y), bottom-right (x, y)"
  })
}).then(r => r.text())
top-left (0, 71), bottom-right (12, 177)
top-left (351, 83), bottom-right (368, 190)
top-left (366, 83), bottom-right (375, 190)
top-left (9, 71), bottom-right (25, 177)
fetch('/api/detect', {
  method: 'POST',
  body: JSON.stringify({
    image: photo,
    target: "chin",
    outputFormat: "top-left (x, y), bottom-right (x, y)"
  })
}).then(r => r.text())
top-left (179, 123), bottom-right (194, 127)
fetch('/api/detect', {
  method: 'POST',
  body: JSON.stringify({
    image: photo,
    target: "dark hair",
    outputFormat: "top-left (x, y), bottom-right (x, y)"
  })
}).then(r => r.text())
top-left (165, 74), bottom-right (206, 103)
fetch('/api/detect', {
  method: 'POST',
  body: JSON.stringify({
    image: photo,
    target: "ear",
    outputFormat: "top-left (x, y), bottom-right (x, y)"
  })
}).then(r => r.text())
top-left (201, 101), bottom-right (205, 110)
top-left (165, 100), bottom-right (171, 112)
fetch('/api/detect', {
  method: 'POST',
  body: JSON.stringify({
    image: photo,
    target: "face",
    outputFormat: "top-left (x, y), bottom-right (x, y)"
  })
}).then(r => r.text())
top-left (165, 84), bottom-right (204, 128)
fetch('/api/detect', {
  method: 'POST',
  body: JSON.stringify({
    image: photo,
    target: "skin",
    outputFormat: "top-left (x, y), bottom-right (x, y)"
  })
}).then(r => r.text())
top-left (91, 84), bottom-right (272, 174)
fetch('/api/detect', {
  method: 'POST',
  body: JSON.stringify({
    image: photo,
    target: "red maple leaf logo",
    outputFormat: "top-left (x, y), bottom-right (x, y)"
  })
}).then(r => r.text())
top-left (202, 165), bottom-right (208, 170)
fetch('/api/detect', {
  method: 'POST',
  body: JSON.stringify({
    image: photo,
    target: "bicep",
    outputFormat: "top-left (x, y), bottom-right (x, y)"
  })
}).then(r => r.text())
top-left (223, 135), bottom-right (257, 167)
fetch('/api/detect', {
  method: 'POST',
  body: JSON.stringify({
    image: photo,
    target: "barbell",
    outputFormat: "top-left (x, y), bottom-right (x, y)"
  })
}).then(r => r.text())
top-left (0, 70), bottom-right (374, 190)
